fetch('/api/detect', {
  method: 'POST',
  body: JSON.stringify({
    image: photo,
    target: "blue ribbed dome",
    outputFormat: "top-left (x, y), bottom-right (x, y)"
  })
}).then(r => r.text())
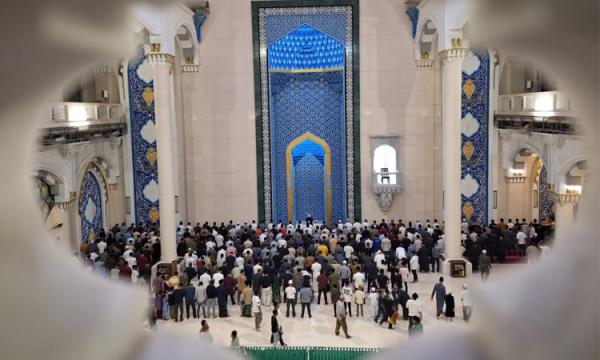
top-left (268, 24), bottom-right (345, 71)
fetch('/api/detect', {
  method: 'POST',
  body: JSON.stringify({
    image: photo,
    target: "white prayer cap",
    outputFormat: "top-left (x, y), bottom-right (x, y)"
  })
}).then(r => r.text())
top-left (463, 284), bottom-right (468, 289)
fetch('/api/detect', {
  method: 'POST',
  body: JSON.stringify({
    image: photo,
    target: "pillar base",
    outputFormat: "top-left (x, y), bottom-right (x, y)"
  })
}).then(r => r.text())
top-left (442, 258), bottom-right (472, 277)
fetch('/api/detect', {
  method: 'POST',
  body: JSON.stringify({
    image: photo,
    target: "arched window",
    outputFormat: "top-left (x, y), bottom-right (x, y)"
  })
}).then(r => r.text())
top-left (373, 144), bottom-right (397, 185)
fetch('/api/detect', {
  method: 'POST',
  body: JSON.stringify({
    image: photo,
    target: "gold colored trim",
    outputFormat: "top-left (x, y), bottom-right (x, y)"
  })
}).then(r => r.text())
top-left (269, 67), bottom-right (344, 74)
top-left (286, 132), bottom-right (332, 225)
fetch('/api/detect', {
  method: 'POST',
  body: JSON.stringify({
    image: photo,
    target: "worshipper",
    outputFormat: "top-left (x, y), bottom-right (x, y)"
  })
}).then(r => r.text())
top-left (195, 281), bottom-right (207, 319)
top-left (260, 270), bottom-right (273, 307)
top-left (352, 267), bottom-right (366, 290)
top-left (410, 252), bottom-right (419, 282)
top-left (460, 284), bottom-right (473, 322)
top-left (341, 283), bottom-right (354, 316)
top-left (517, 228), bottom-right (527, 256)
top-left (399, 262), bottom-right (410, 292)
top-left (241, 281), bottom-right (254, 317)
top-left (162, 291), bottom-right (170, 320)
top-left (271, 310), bottom-right (280, 347)
top-left (445, 290), bottom-right (455, 321)
top-left (172, 285), bottom-right (185, 322)
top-left (184, 282), bottom-right (197, 319)
top-left (216, 280), bottom-right (229, 318)
top-left (368, 287), bottom-right (379, 320)
top-left (379, 290), bottom-right (395, 329)
top-left (353, 285), bottom-right (365, 317)
top-left (431, 277), bottom-right (447, 318)
top-left (272, 302), bottom-right (287, 346)
top-left (223, 272), bottom-right (236, 305)
top-left (206, 280), bottom-right (218, 318)
top-left (198, 320), bottom-right (213, 343)
top-left (252, 293), bottom-right (262, 331)
top-left (299, 284), bottom-right (314, 318)
top-left (317, 271), bottom-right (329, 305)
top-left (431, 244), bottom-right (442, 273)
top-left (407, 293), bottom-right (423, 328)
top-left (396, 286), bottom-right (410, 320)
top-left (284, 280), bottom-right (297, 317)
top-left (230, 330), bottom-right (240, 349)
top-left (479, 250), bottom-right (492, 280)
top-left (339, 261), bottom-right (351, 286)
top-left (330, 284), bottom-right (341, 317)
top-left (334, 295), bottom-right (351, 339)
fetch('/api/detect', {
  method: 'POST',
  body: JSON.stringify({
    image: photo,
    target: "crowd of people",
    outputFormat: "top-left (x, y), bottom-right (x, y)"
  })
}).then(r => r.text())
top-left (76, 216), bottom-right (554, 345)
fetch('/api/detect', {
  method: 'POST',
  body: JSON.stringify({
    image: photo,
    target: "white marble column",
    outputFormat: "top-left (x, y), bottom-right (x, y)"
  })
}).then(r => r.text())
top-left (551, 192), bottom-right (580, 242)
top-left (146, 52), bottom-right (177, 262)
top-left (440, 46), bottom-right (472, 275)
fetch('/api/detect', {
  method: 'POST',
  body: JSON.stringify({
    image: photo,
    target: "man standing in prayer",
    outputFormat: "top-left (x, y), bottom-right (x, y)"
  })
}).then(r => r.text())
top-left (334, 294), bottom-right (351, 338)
top-left (431, 276), bottom-right (446, 318)
top-left (284, 280), bottom-right (297, 317)
top-left (299, 283), bottom-right (314, 318)
top-left (479, 250), bottom-right (492, 280)
top-left (460, 284), bottom-right (473, 322)
top-left (252, 293), bottom-right (262, 331)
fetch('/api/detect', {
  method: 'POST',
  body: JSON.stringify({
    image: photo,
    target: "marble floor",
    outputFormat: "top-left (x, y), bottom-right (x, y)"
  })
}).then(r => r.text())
top-left (154, 263), bottom-right (527, 349)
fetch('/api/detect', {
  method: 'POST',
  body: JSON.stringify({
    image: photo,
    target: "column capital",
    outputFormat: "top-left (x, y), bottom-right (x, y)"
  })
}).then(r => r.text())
top-left (440, 47), bottom-right (469, 64)
top-left (549, 190), bottom-right (581, 205)
top-left (145, 52), bottom-right (175, 66)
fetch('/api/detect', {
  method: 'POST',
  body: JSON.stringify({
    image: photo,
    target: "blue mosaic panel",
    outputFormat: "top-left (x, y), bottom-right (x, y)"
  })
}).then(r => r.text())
top-left (539, 164), bottom-right (554, 220)
top-left (268, 24), bottom-right (345, 70)
top-left (264, 11), bottom-right (347, 46)
top-left (79, 171), bottom-right (103, 243)
top-left (128, 45), bottom-right (160, 225)
top-left (270, 71), bottom-right (346, 223)
top-left (294, 153), bottom-right (326, 221)
top-left (461, 50), bottom-right (490, 225)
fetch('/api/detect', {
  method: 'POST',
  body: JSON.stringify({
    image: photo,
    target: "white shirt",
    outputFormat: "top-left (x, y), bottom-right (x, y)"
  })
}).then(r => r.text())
top-left (352, 272), bottom-right (365, 287)
top-left (410, 255), bottom-right (419, 271)
top-left (199, 273), bottom-right (211, 287)
top-left (407, 299), bottom-right (422, 317)
top-left (374, 252), bottom-right (385, 268)
top-left (517, 231), bottom-right (527, 245)
top-left (196, 285), bottom-right (207, 303)
top-left (252, 296), bottom-right (261, 313)
top-left (212, 272), bottom-right (224, 285)
top-left (97, 241), bottom-right (107, 254)
top-left (284, 286), bottom-right (297, 300)
top-left (343, 245), bottom-right (354, 259)
top-left (460, 289), bottom-right (472, 307)
top-left (311, 262), bottom-right (322, 276)
top-left (395, 247), bottom-right (407, 260)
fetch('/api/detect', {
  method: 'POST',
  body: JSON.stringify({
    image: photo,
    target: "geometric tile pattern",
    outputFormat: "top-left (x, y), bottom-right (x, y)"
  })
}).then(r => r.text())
top-left (268, 24), bottom-right (345, 70)
top-left (270, 71), bottom-right (346, 223)
top-left (256, 4), bottom-right (357, 223)
top-left (461, 49), bottom-right (490, 224)
top-left (79, 171), bottom-right (103, 243)
top-left (128, 44), bottom-right (160, 225)
top-left (539, 164), bottom-right (554, 220)
top-left (294, 153), bottom-right (326, 221)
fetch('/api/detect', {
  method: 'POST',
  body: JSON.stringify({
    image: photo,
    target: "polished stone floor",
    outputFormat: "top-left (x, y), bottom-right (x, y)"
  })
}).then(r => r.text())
top-left (155, 263), bottom-right (526, 348)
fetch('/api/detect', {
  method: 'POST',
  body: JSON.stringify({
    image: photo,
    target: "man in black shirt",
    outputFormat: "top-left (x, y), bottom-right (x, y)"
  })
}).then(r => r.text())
top-left (172, 286), bottom-right (185, 322)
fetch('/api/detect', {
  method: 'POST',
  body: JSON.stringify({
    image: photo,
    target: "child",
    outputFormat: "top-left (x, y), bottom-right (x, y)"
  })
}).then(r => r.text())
top-left (445, 290), bottom-right (455, 321)
top-left (341, 284), bottom-right (353, 316)
top-left (368, 287), bottom-right (379, 320)
top-left (230, 330), bottom-right (240, 349)
top-left (353, 285), bottom-right (365, 317)
top-left (162, 291), bottom-right (170, 320)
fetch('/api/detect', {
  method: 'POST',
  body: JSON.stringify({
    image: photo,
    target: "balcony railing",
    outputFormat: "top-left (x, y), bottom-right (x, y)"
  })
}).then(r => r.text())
top-left (40, 102), bottom-right (126, 145)
top-left (497, 91), bottom-right (572, 117)
top-left (495, 91), bottom-right (576, 134)
top-left (42, 102), bottom-right (124, 129)
top-left (372, 171), bottom-right (400, 187)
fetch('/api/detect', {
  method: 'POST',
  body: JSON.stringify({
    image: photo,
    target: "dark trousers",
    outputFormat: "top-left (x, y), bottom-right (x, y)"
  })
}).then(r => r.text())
top-left (301, 303), bottom-right (312, 318)
top-left (355, 303), bottom-right (364, 316)
top-left (333, 302), bottom-right (337, 316)
top-left (431, 258), bottom-right (440, 272)
top-left (341, 278), bottom-right (350, 286)
top-left (286, 299), bottom-right (296, 317)
top-left (344, 302), bottom-right (352, 316)
top-left (412, 270), bottom-right (419, 282)
top-left (518, 244), bottom-right (526, 256)
top-left (270, 330), bottom-right (285, 345)
top-left (374, 307), bottom-right (383, 322)
top-left (228, 293), bottom-right (236, 305)
top-left (403, 281), bottom-right (408, 293)
top-left (174, 303), bottom-right (183, 321)
top-left (317, 289), bottom-right (329, 304)
top-left (185, 301), bottom-right (197, 319)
